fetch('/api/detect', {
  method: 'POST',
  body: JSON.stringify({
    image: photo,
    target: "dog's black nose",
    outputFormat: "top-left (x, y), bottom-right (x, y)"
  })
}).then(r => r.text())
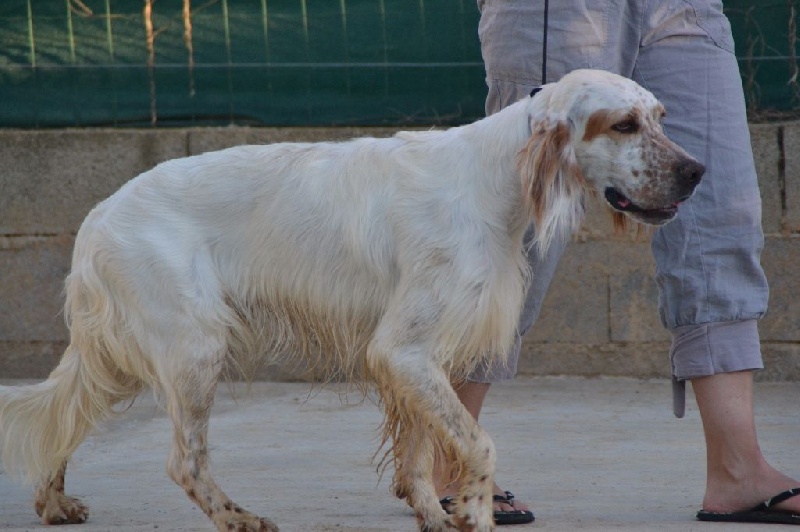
top-left (675, 159), bottom-right (705, 187)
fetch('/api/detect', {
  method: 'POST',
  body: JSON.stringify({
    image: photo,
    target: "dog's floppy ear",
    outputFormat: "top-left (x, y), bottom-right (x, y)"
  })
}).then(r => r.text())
top-left (517, 120), bottom-right (586, 256)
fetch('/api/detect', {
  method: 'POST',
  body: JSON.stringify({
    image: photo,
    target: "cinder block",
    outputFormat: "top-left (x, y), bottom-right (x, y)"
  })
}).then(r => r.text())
top-left (518, 341), bottom-right (672, 379)
top-left (760, 236), bottom-right (800, 342)
top-left (0, 236), bottom-right (73, 342)
top-left (0, 341), bottom-right (65, 379)
top-left (607, 241), bottom-right (669, 343)
top-left (518, 341), bottom-right (800, 381)
top-left (525, 240), bottom-right (609, 344)
top-left (749, 124), bottom-right (782, 234)
top-left (0, 130), bottom-right (187, 234)
top-left (760, 343), bottom-right (800, 381)
top-left (783, 123), bottom-right (800, 232)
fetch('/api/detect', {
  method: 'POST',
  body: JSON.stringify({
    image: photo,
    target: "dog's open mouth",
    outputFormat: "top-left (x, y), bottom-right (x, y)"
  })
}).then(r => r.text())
top-left (604, 187), bottom-right (684, 223)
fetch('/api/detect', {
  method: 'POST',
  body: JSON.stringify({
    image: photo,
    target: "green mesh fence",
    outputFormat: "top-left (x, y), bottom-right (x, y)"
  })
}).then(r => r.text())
top-left (725, 1), bottom-right (800, 120)
top-left (0, 1), bottom-right (797, 128)
top-left (0, 0), bottom-right (485, 127)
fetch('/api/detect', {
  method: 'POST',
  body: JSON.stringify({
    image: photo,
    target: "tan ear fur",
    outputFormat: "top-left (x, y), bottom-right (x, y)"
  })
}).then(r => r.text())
top-left (516, 120), bottom-right (586, 255)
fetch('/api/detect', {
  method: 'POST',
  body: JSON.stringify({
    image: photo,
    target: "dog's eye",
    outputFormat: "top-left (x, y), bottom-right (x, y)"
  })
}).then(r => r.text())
top-left (611, 119), bottom-right (639, 134)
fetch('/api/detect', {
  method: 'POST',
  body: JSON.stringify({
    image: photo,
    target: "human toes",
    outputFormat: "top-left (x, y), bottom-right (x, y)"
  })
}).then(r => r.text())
top-left (493, 490), bottom-right (529, 512)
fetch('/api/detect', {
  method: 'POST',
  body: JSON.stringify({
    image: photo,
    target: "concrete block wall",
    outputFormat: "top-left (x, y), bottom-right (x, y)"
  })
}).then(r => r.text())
top-left (1, 125), bottom-right (798, 381)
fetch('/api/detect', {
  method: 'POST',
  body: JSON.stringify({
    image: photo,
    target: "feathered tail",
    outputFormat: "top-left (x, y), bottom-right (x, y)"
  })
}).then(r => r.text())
top-left (0, 240), bottom-right (144, 483)
top-left (0, 342), bottom-right (141, 483)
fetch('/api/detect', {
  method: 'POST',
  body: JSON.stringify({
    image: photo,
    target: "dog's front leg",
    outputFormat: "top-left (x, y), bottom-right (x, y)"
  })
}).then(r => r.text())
top-left (368, 334), bottom-right (495, 532)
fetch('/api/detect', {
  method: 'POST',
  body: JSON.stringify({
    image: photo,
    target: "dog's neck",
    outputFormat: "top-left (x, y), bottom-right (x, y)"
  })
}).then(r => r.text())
top-left (456, 89), bottom-right (557, 187)
top-left (455, 90), bottom-right (571, 252)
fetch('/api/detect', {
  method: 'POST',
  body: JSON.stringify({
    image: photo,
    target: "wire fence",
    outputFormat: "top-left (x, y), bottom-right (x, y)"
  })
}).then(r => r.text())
top-left (0, 1), bottom-right (798, 127)
top-left (0, 0), bottom-right (484, 127)
top-left (726, 1), bottom-right (800, 121)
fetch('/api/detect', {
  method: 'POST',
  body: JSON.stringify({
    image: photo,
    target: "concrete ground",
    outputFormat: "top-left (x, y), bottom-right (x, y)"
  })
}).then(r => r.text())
top-left (0, 376), bottom-right (797, 532)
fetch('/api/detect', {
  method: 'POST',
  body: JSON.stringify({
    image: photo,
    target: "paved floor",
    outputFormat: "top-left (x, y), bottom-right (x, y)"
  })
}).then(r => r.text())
top-left (0, 376), bottom-right (797, 531)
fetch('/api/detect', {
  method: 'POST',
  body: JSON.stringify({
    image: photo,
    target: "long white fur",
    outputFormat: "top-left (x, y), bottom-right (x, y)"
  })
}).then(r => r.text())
top-left (0, 69), bottom-right (700, 532)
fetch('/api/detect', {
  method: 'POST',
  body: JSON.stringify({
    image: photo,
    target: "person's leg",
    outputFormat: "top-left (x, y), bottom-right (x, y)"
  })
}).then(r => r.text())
top-left (669, 321), bottom-right (800, 514)
top-left (636, 0), bottom-right (799, 515)
top-left (455, 381), bottom-right (491, 420)
top-left (693, 370), bottom-right (800, 514)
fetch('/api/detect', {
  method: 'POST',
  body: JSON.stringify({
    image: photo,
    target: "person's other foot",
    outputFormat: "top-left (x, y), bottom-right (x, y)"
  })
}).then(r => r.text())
top-left (438, 482), bottom-right (534, 525)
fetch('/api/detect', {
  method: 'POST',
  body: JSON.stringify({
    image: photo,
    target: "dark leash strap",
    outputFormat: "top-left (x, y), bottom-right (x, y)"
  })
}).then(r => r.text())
top-left (530, 0), bottom-right (549, 97)
top-left (541, 0), bottom-right (548, 84)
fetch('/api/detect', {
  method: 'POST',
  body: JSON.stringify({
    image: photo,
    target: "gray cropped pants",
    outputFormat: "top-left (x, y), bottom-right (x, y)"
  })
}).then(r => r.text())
top-left (469, 0), bottom-right (769, 416)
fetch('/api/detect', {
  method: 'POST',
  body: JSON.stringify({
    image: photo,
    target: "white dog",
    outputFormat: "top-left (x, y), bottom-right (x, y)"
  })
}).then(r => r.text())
top-left (0, 69), bottom-right (702, 531)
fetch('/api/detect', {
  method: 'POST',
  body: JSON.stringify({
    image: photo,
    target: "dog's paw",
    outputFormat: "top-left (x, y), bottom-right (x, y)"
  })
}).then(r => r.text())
top-left (451, 514), bottom-right (495, 532)
top-left (417, 511), bottom-right (461, 531)
top-left (215, 513), bottom-right (279, 532)
top-left (35, 493), bottom-right (89, 525)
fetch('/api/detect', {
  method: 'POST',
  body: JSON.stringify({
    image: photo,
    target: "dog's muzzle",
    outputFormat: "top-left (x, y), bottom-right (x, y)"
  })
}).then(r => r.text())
top-left (604, 157), bottom-right (705, 225)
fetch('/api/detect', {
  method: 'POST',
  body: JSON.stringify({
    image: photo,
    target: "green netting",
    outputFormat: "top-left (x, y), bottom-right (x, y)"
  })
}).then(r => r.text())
top-left (725, 1), bottom-right (800, 119)
top-left (0, 0), bottom-right (485, 127)
top-left (0, 1), bottom-right (797, 128)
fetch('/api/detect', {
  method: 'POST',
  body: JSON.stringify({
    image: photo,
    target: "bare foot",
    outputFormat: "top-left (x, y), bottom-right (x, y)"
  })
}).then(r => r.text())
top-left (491, 484), bottom-right (531, 514)
top-left (702, 462), bottom-right (800, 514)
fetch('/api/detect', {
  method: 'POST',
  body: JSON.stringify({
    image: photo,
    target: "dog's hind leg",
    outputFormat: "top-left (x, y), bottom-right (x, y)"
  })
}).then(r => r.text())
top-left (33, 461), bottom-right (88, 524)
top-left (368, 340), bottom-right (495, 532)
top-left (160, 339), bottom-right (278, 532)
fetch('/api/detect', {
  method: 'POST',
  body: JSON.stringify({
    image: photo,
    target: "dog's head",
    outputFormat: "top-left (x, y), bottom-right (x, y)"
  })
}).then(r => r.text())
top-left (518, 69), bottom-right (704, 254)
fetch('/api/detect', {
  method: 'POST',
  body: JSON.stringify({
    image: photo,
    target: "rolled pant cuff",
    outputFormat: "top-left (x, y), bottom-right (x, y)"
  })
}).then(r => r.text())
top-left (669, 319), bottom-right (764, 417)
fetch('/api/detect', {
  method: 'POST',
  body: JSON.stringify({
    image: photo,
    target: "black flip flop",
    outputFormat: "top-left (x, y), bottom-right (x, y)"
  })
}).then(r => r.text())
top-left (440, 490), bottom-right (535, 526)
top-left (696, 487), bottom-right (800, 525)
top-left (493, 491), bottom-right (536, 525)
